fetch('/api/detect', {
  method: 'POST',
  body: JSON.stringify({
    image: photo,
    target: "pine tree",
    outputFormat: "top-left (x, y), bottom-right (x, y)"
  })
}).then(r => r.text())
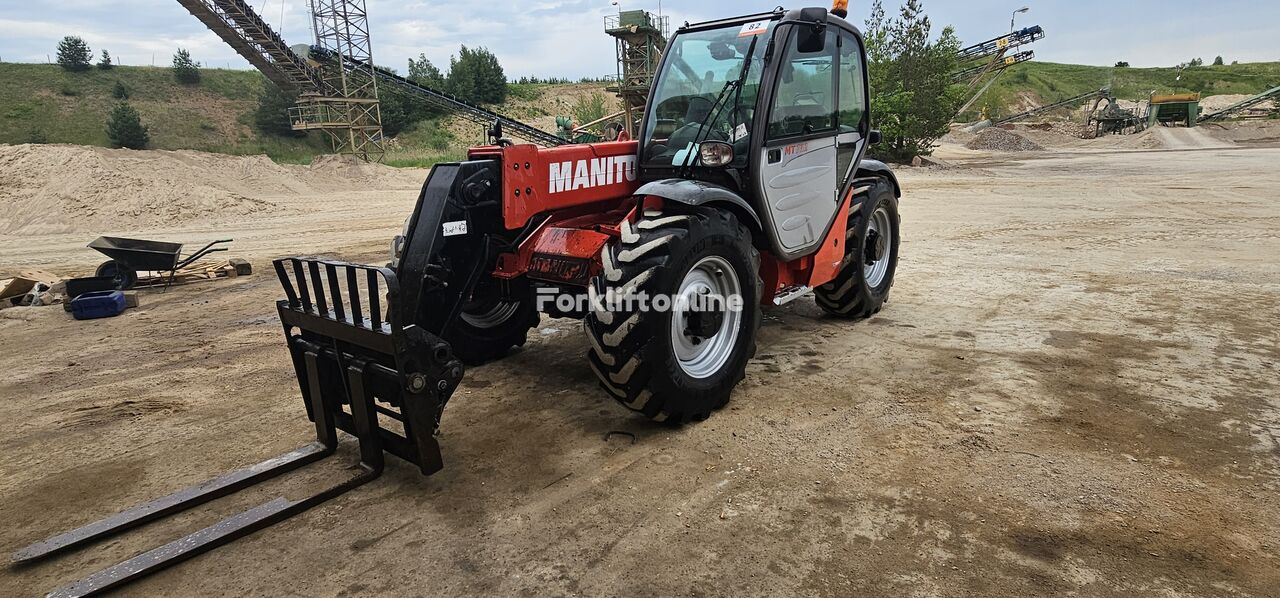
top-left (172, 48), bottom-right (201, 84)
top-left (106, 102), bottom-right (149, 149)
top-left (1213, 56), bottom-right (1225, 66)
top-left (98, 49), bottom-right (113, 70)
top-left (253, 80), bottom-right (304, 137)
top-left (112, 81), bottom-right (129, 99)
top-left (56, 36), bottom-right (92, 71)
top-left (446, 46), bottom-right (507, 104)
top-left (408, 53), bottom-right (445, 89)
top-left (865, 0), bottom-right (961, 162)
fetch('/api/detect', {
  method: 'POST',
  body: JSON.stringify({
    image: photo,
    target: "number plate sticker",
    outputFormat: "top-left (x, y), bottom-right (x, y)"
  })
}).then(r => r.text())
top-left (739, 20), bottom-right (769, 37)
top-left (443, 220), bottom-right (468, 237)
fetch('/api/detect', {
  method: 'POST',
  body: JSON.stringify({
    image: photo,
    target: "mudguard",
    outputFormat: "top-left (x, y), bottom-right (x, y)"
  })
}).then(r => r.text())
top-left (635, 178), bottom-right (764, 231)
top-left (854, 158), bottom-right (901, 197)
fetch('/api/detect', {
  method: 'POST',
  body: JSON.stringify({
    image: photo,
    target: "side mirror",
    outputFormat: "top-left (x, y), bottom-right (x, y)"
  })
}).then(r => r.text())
top-left (797, 24), bottom-right (827, 53)
top-left (868, 129), bottom-right (883, 145)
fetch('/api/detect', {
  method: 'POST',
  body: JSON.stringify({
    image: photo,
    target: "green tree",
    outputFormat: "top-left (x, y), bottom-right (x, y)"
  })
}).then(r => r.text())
top-left (1188, 57), bottom-right (1203, 67)
top-left (1114, 61), bottom-right (1130, 68)
top-left (56, 36), bottom-right (92, 71)
top-left (378, 92), bottom-right (411, 137)
top-left (112, 80), bottom-right (129, 99)
top-left (1212, 55), bottom-right (1225, 66)
top-left (106, 102), bottom-right (149, 149)
top-left (172, 48), bottom-right (201, 84)
top-left (408, 53), bottom-right (445, 89)
top-left (864, 0), bottom-right (962, 162)
top-left (572, 91), bottom-right (609, 125)
top-left (97, 49), bottom-right (113, 70)
top-left (253, 80), bottom-right (304, 137)
top-left (446, 45), bottom-right (507, 104)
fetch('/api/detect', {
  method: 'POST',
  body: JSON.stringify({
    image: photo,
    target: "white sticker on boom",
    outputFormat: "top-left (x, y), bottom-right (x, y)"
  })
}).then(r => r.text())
top-left (442, 221), bottom-right (468, 237)
top-left (739, 20), bottom-right (769, 37)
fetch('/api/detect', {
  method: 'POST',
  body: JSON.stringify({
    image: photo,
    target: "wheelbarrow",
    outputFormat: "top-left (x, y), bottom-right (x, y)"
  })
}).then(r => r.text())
top-left (89, 237), bottom-right (233, 290)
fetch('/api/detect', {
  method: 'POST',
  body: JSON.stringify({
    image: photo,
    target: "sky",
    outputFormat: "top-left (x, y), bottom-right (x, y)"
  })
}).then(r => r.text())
top-left (1, 1), bottom-right (1276, 79)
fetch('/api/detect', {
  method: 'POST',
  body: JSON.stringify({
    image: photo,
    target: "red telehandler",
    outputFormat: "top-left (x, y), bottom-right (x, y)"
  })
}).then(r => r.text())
top-left (16, 5), bottom-right (900, 596)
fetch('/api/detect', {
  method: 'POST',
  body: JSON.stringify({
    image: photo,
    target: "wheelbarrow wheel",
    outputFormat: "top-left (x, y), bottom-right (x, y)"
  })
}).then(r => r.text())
top-left (95, 260), bottom-right (138, 290)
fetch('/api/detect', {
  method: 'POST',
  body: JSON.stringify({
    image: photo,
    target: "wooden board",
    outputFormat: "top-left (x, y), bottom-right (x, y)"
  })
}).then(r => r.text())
top-left (132, 260), bottom-right (246, 289)
top-left (0, 270), bottom-right (61, 300)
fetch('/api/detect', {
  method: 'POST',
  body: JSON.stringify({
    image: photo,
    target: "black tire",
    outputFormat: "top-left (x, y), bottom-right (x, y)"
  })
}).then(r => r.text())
top-left (95, 260), bottom-right (137, 290)
top-left (585, 206), bottom-right (761, 423)
top-left (435, 276), bottom-right (539, 365)
top-left (815, 178), bottom-right (900, 318)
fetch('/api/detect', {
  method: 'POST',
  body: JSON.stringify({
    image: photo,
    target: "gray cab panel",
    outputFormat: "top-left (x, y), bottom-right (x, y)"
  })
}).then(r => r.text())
top-left (758, 136), bottom-right (838, 253)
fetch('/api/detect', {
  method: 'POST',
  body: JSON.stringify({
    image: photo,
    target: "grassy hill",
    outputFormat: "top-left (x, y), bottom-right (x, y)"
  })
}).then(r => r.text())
top-left (0, 62), bottom-right (598, 167)
top-left (0, 63), bottom-right (331, 162)
top-left (962, 61), bottom-right (1280, 120)
top-left (5, 60), bottom-right (1276, 163)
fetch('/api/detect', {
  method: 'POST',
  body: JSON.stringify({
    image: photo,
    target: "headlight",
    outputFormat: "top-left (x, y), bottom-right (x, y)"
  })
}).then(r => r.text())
top-left (698, 142), bottom-right (734, 167)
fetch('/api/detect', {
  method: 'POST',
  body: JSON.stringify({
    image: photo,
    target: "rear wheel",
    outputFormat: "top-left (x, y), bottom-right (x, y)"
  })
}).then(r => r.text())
top-left (585, 207), bottom-right (761, 423)
top-left (95, 260), bottom-right (137, 290)
top-left (815, 179), bottom-right (900, 318)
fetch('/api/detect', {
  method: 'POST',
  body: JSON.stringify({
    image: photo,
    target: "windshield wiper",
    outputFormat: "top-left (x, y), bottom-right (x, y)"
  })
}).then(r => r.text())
top-left (680, 33), bottom-right (764, 174)
top-left (678, 79), bottom-right (738, 172)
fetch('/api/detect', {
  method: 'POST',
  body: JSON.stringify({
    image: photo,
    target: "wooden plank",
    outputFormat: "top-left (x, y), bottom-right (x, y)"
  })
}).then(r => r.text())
top-left (1, 270), bottom-right (61, 300)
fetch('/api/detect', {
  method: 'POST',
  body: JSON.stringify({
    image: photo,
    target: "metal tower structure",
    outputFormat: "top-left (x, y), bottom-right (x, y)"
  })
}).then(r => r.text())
top-left (289, 0), bottom-right (385, 161)
top-left (176, 0), bottom-right (566, 155)
top-left (605, 10), bottom-right (669, 138)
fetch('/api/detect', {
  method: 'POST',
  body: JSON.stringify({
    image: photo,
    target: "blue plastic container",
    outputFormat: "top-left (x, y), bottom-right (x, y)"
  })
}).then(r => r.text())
top-left (71, 290), bottom-right (128, 320)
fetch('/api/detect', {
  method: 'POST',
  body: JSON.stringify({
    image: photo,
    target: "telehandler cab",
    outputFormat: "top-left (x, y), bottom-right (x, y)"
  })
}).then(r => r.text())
top-left (17, 5), bottom-right (900, 596)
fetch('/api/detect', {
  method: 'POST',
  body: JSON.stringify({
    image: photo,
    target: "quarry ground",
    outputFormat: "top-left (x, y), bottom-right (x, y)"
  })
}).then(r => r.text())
top-left (2, 132), bottom-right (1279, 596)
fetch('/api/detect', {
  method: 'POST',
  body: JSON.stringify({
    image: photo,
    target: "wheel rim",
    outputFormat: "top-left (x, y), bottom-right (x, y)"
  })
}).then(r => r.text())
top-left (863, 206), bottom-right (893, 289)
top-left (670, 255), bottom-right (742, 379)
top-left (459, 300), bottom-right (520, 329)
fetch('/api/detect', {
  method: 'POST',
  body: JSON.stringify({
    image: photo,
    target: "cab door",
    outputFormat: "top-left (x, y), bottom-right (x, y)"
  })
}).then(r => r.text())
top-left (756, 27), bottom-right (842, 258)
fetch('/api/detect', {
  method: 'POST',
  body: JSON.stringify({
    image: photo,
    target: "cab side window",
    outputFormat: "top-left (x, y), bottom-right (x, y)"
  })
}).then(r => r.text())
top-left (837, 32), bottom-right (867, 132)
top-left (768, 28), bottom-right (839, 139)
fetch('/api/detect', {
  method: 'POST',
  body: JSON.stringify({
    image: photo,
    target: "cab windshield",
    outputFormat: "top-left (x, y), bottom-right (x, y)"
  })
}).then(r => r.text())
top-left (640, 19), bottom-right (773, 168)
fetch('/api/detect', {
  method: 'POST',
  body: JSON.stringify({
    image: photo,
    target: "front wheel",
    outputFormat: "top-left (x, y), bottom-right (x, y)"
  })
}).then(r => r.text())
top-left (585, 207), bottom-right (761, 423)
top-left (436, 276), bottom-right (539, 365)
top-left (815, 178), bottom-right (900, 318)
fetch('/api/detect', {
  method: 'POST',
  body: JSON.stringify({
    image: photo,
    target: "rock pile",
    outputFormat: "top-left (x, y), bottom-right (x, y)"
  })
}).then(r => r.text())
top-left (964, 127), bottom-right (1045, 152)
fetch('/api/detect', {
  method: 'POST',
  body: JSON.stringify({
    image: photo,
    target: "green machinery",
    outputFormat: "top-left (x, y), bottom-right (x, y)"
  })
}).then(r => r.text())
top-left (1148, 93), bottom-right (1200, 128)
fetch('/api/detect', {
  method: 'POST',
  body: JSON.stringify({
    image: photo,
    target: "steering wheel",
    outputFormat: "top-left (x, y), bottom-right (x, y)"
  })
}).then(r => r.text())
top-left (666, 96), bottom-right (730, 153)
top-left (667, 122), bottom-right (730, 153)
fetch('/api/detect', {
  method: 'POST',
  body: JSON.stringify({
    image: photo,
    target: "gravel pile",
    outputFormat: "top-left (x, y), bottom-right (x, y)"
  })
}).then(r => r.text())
top-left (965, 127), bottom-right (1045, 152)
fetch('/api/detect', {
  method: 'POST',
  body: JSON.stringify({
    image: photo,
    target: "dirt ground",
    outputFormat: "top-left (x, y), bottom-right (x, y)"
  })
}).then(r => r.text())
top-left (2, 134), bottom-right (1279, 596)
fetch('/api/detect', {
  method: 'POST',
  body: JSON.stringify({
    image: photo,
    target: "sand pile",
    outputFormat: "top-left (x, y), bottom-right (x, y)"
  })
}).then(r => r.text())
top-left (1200, 94), bottom-right (1276, 114)
top-left (0, 145), bottom-right (418, 236)
top-left (965, 128), bottom-right (1045, 152)
top-left (1201, 120), bottom-right (1280, 145)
